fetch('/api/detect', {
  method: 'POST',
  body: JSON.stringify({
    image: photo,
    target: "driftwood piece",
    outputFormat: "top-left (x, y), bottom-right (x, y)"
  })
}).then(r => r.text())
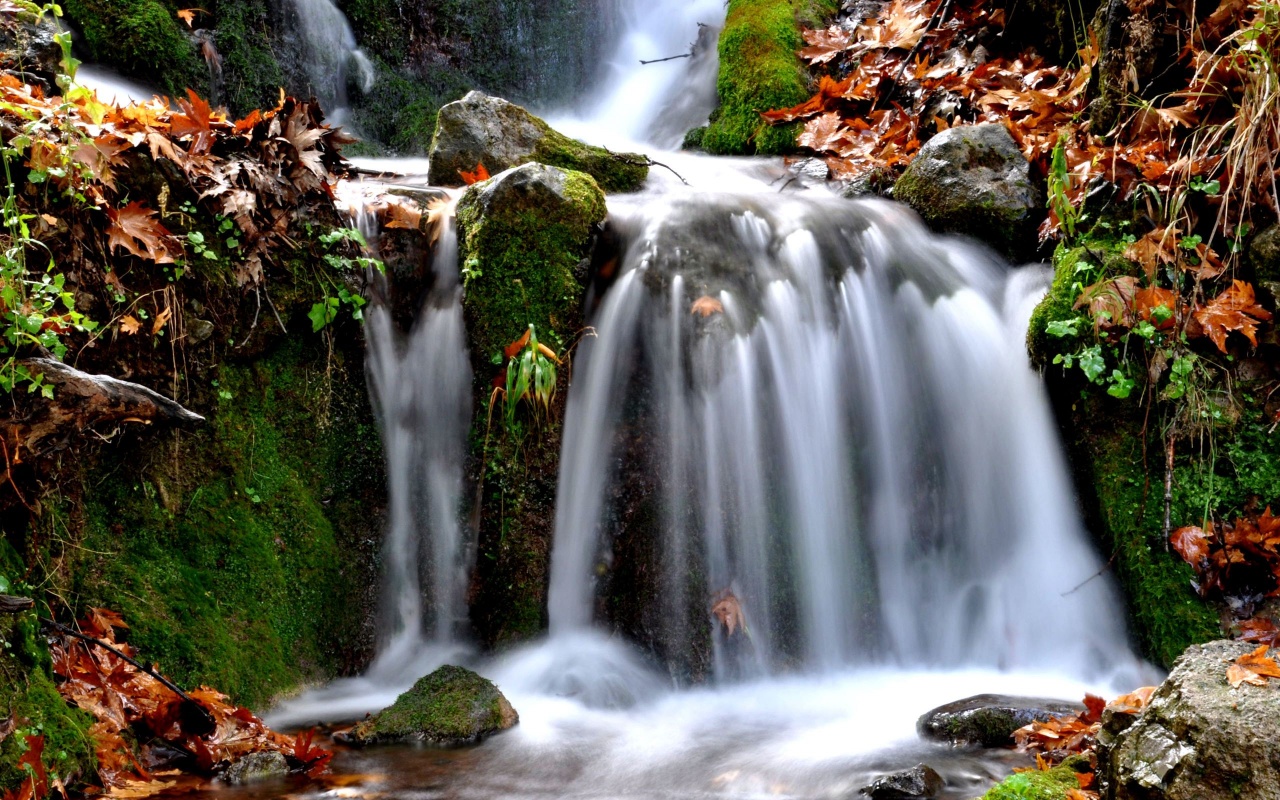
top-left (0, 595), bottom-right (34, 614)
top-left (4, 358), bottom-right (205, 460)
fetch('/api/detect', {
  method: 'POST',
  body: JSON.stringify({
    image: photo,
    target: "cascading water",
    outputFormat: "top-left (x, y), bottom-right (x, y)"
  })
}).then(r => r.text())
top-left (285, 0), bottom-right (375, 124)
top-left (544, 192), bottom-right (1133, 685)
top-left (268, 185), bottom-right (474, 726)
top-left (253, 0), bottom-right (1156, 792)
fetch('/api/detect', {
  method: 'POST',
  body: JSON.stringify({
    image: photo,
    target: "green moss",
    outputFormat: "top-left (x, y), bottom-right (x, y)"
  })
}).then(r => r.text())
top-left (337, 0), bottom-right (409, 65)
top-left (351, 60), bottom-right (471, 155)
top-left (344, 665), bottom-right (516, 744)
top-left (0, 614), bottom-right (95, 793)
top-left (63, 0), bottom-right (205, 98)
top-left (60, 335), bottom-right (381, 708)
top-left (982, 756), bottom-right (1091, 800)
top-left (703, 0), bottom-right (832, 155)
top-left (456, 166), bottom-right (605, 360)
top-left (212, 0), bottom-right (287, 116)
top-left (529, 129), bottom-right (649, 194)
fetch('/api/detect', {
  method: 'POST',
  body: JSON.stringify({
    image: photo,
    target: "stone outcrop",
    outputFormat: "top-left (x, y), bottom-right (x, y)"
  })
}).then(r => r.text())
top-left (1097, 640), bottom-right (1280, 800)
top-left (892, 123), bottom-right (1042, 259)
top-left (859, 763), bottom-right (944, 799)
top-left (428, 92), bottom-right (648, 193)
top-left (336, 665), bottom-right (518, 746)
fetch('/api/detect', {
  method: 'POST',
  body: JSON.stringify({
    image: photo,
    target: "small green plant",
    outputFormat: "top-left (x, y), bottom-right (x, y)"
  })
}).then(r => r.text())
top-left (503, 324), bottom-right (560, 430)
top-left (307, 228), bottom-right (382, 332)
top-left (1048, 133), bottom-right (1083, 241)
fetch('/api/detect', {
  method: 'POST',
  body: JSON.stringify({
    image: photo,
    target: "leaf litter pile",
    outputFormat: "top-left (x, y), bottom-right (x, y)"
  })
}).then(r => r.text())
top-left (1171, 506), bottom-right (1280, 638)
top-left (12, 607), bottom-right (332, 799)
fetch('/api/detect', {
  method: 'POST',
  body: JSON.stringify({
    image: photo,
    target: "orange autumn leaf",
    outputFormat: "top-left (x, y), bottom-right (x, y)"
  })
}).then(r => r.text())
top-left (176, 7), bottom-right (204, 27)
top-left (1192, 280), bottom-right (1272, 353)
top-left (1171, 525), bottom-right (1212, 565)
top-left (691, 295), bottom-right (724, 317)
top-left (106, 202), bottom-right (175, 264)
top-left (460, 163), bottom-right (491, 185)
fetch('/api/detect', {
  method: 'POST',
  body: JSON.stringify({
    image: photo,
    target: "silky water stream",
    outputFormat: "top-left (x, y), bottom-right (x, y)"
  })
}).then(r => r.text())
top-left (194, 1), bottom-right (1154, 798)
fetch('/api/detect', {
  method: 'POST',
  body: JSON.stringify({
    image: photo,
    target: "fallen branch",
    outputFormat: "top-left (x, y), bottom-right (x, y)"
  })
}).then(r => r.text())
top-left (0, 595), bottom-right (34, 614)
top-left (3, 358), bottom-right (204, 460)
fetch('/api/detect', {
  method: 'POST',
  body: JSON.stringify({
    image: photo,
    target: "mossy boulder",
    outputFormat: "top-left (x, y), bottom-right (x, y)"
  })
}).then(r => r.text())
top-left (456, 161), bottom-right (606, 361)
top-left (0, 10), bottom-right (61, 92)
top-left (981, 754), bottom-right (1093, 800)
top-left (428, 92), bottom-right (648, 193)
top-left (1097, 640), bottom-right (1280, 800)
top-left (893, 123), bottom-right (1042, 259)
top-left (336, 665), bottom-right (518, 746)
top-left (702, 0), bottom-right (825, 155)
top-left (918, 694), bottom-right (1085, 747)
top-left (62, 0), bottom-right (206, 98)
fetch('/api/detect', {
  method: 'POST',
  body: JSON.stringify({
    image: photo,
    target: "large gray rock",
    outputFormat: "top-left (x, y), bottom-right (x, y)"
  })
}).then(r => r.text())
top-left (859, 763), bottom-right (944, 798)
top-left (1097, 640), bottom-right (1280, 800)
top-left (428, 92), bottom-right (648, 193)
top-left (335, 665), bottom-right (519, 747)
top-left (917, 694), bottom-right (1085, 747)
top-left (893, 123), bottom-right (1042, 258)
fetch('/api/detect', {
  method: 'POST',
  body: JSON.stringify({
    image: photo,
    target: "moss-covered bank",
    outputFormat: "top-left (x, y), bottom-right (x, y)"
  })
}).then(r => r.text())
top-left (1029, 240), bottom-right (1264, 668)
top-left (63, 0), bottom-right (206, 98)
top-left (703, 0), bottom-right (838, 155)
top-left (39, 334), bottom-right (383, 708)
top-left (0, 609), bottom-right (95, 793)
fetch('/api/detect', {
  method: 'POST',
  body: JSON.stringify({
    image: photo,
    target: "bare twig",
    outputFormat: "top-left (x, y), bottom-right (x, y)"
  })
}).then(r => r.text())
top-left (1163, 431), bottom-right (1175, 547)
top-left (640, 52), bottom-right (693, 65)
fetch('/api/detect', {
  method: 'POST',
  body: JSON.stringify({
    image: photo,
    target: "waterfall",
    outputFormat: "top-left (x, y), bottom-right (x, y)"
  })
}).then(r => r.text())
top-left (543, 193), bottom-right (1133, 686)
top-left (267, 185), bottom-right (473, 726)
top-left (286, 0), bottom-right (375, 123)
top-left (551, 0), bottom-right (724, 148)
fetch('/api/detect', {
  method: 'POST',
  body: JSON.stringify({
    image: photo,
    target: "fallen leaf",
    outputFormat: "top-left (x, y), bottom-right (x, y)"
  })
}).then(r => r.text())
top-left (459, 163), bottom-right (490, 185)
top-left (691, 295), bottom-right (723, 317)
top-left (119, 316), bottom-right (141, 335)
top-left (1193, 280), bottom-right (1272, 353)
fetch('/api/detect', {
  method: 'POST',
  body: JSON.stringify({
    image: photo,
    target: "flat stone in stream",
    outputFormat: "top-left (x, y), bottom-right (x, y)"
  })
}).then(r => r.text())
top-left (335, 665), bottom-right (518, 747)
top-left (917, 694), bottom-right (1084, 747)
top-left (859, 763), bottom-right (944, 798)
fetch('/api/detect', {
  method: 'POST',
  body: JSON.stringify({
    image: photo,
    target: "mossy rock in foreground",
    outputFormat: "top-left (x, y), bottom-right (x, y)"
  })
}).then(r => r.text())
top-left (428, 91), bottom-right (648, 193)
top-left (336, 665), bottom-right (518, 746)
top-left (456, 161), bottom-right (606, 361)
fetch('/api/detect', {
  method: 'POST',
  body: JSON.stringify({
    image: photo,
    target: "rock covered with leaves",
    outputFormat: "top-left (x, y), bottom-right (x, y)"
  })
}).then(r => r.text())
top-left (336, 665), bottom-right (518, 747)
top-left (893, 123), bottom-right (1041, 257)
top-left (1096, 640), bottom-right (1280, 800)
top-left (427, 91), bottom-right (649, 193)
top-left (456, 161), bottom-right (605, 361)
top-left (917, 693), bottom-right (1085, 747)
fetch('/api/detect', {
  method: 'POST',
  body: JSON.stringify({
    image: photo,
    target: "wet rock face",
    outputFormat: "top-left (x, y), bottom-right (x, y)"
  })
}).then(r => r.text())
top-left (917, 694), bottom-right (1085, 747)
top-left (860, 763), bottom-right (944, 799)
top-left (1097, 640), bottom-right (1280, 800)
top-left (0, 12), bottom-right (62, 92)
top-left (335, 665), bottom-right (518, 747)
top-left (427, 91), bottom-right (648, 192)
top-left (892, 123), bottom-right (1041, 259)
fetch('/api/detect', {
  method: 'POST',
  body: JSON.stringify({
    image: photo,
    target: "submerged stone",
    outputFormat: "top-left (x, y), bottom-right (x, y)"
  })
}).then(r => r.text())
top-left (917, 694), bottom-right (1084, 747)
top-left (893, 123), bottom-right (1041, 259)
top-left (222, 750), bottom-right (288, 784)
top-left (428, 91), bottom-right (648, 193)
top-left (336, 665), bottom-right (518, 747)
top-left (1097, 640), bottom-right (1280, 800)
top-left (859, 763), bottom-right (944, 799)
